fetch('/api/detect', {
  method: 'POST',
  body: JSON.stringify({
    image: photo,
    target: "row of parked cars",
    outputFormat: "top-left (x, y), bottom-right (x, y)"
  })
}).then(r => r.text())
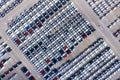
top-left (0, 0), bottom-right (23, 18)
top-left (7, 0), bottom-right (70, 29)
top-left (7, 73), bottom-right (18, 80)
top-left (86, 0), bottom-right (120, 19)
top-left (0, 39), bottom-right (12, 58)
top-left (31, 10), bottom-right (95, 79)
top-left (0, 0), bottom-right (10, 8)
top-left (0, 61), bottom-right (22, 79)
top-left (92, 58), bottom-right (120, 80)
top-left (7, 2), bottom-right (74, 47)
top-left (39, 38), bottom-right (104, 80)
top-left (0, 57), bottom-right (10, 70)
top-left (107, 16), bottom-right (120, 28)
top-left (6, 0), bottom-right (71, 47)
top-left (20, 66), bottom-right (35, 80)
top-left (28, 10), bottom-right (93, 67)
top-left (6, 0), bottom-right (95, 79)
top-left (56, 38), bottom-right (119, 80)
top-left (59, 38), bottom-right (106, 79)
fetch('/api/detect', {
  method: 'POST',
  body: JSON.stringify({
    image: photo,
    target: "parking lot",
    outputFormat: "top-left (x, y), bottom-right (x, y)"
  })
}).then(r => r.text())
top-left (0, 0), bottom-right (120, 80)
top-left (0, 0), bottom-right (23, 17)
top-left (84, 0), bottom-right (120, 46)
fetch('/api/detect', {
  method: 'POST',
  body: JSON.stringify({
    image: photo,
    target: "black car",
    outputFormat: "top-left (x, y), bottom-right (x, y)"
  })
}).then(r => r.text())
top-left (6, 47), bottom-right (12, 52)
top-left (21, 66), bottom-right (28, 73)
top-left (0, 74), bottom-right (5, 78)
top-left (13, 64), bottom-right (17, 68)
top-left (9, 68), bottom-right (13, 72)
top-left (17, 61), bottom-right (22, 65)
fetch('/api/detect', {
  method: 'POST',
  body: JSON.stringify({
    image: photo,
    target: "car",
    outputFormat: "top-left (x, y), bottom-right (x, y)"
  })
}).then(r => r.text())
top-left (60, 0), bottom-right (66, 5)
top-left (2, 50), bottom-right (7, 55)
top-left (113, 31), bottom-right (119, 37)
top-left (47, 8), bottom-right (54, 15)
top-left (17, 61), bottom-right (22, 65)
top-left (0, 61), bottom-right (3, 68)
top-left (5, 71), bottom-right (9, 75)
top-left (117, 77), bottom-right (120, 80)
top-left (25, 72), bottom-right (31, 77)
top-left (56, 1), bottom-right (62, 9)
top-left (44, 75), bottom-right (49, 79)
top-left (28, 76), bottom-right (35, 80)
top-left (1, 57), bottom-right (10, 63)
top-left (6, 47), bottom-right (12, 52)
top-left (13, 64), bottom-right (18, 68)
top-left (57, 56), bottom-right (62, 61)
top-left (45, 67), bottom-right (50, 72)
top-left (59, 49), bottom-right (64, 55)
top-left (48, 62), bottom-right (54, 67)
top-left (21, 66), bottom-right (28, 73)
top-left (52, 68), bottom-right (58, 73)
top-left (53, 77), bottom-right (58, 80)
top-left (74, 42), bottom-right (78, 46)
top-left (0, 74), bottom-right (5, 78)
top-left (51, 5), bottom-right (58, 12)
top-left (40, 69), bottom-right (46, 75)
top-left (38, 15), bottom-right (45, 23)
top-left (52, 58), bottom-right (58, 64)
top-left (9, 68), bottom-right (13, 72)
top-left (43, 12), bottom-right (49, 19)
